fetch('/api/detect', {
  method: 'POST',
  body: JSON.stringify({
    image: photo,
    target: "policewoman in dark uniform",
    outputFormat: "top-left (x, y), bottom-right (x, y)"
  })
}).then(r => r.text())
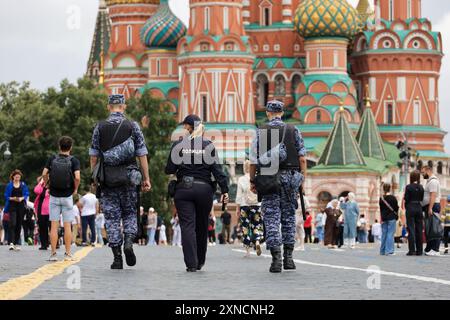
top-left (165, 115), bottom-right (229, 272)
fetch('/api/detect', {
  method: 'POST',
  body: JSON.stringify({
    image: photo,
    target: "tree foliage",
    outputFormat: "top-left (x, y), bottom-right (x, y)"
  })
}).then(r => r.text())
top-left (0, 79), bottom-right (177, 221)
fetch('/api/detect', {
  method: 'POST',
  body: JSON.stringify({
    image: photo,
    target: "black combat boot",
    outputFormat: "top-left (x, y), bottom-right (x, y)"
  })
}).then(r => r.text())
top-left (111, 247), bottom-right (123, 270)
top-left (123, 235), bottom-right (136, 267)
top-left (269, 247), bottom-right (282, 273)
top-left (283, 245), bottom-right (296, 270)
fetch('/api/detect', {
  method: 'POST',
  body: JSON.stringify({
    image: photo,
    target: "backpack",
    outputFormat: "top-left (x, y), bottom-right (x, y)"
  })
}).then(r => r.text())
top-left (50, 155), bottom-right (74, 190)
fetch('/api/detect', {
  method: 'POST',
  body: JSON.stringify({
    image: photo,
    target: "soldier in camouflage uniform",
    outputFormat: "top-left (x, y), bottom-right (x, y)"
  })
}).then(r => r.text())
top-left (89, 94), bottom-right (151, 270)
top-left (249, 100), bottom-right (307, 273)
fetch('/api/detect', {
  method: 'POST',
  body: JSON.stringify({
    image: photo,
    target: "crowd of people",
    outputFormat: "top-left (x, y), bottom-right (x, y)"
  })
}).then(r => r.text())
top-left (0, 179), bottom-right (184, 250)
top-left (292, 168), bottom-right (450, 256)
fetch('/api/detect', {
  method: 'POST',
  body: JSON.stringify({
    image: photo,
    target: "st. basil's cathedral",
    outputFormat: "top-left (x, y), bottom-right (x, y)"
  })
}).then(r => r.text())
top-left (86, 0), bottom-right (450, 220)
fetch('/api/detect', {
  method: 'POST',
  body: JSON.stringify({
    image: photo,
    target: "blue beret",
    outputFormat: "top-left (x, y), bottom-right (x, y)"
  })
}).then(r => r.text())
top-left (266, 100), bottom-right (284, 113)
top-left (108, 94), bottom-right (126, 105)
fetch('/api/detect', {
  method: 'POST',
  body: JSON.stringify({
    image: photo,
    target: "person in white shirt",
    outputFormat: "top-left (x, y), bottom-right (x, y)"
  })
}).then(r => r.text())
top-left (80, 187), bottom-right (98, 246)
top-left (171, 213), bottom-right (182, 247)
top-left (236, 160), bottom-right (263, 257)
top-left (371, 220), bottom-right (382, 243)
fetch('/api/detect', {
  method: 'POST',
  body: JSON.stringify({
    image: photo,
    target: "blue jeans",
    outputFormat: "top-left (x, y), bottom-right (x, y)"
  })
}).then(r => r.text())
top-left (81, 215), bottom-right (96, 244)
top-left (147, 228), bottom-right (156, 245)
top-left (96, 226), bottom-right (103, 245)
top-left (316, 226), bottom-right (324, 242)
top-left (380, 220), bottom-right (396, 255)
top-left (357, 230), bottom-right (368, 243)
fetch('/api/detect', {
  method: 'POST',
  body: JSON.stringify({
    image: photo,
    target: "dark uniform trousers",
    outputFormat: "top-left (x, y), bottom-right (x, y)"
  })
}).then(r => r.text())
top-left (174, 183), bottom-right (214, 268)
top-left (101, 185), bottom-right (138, 247)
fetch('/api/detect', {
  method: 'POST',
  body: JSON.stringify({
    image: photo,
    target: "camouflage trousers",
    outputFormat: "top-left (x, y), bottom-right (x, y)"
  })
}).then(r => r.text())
top-left (261, 170), bottom-right (303, 250)
top-left (240, 205), bottom-right (265, 248)
top-left (100, 185), bottom-right (138, 247)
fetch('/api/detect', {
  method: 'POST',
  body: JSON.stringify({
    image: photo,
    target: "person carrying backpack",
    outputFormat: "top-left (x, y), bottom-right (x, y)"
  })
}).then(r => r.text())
top-left (89, 94), bottom-right (151, 270)
top-left (42, 136), bottom-right (81, 261)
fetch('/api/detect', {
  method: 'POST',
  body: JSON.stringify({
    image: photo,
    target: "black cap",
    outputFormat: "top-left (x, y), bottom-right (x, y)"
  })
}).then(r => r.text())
top-left (182, 114), bottom-right (202, 127)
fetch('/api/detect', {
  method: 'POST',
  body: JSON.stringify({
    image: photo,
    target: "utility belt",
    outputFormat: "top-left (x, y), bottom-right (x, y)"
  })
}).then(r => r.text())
top-left (168, 176), bottom-right (216, 198)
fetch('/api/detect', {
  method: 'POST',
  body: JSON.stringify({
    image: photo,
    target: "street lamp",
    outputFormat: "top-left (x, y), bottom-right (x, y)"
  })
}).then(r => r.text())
top-left (0, 141), bottom-right (12, 160)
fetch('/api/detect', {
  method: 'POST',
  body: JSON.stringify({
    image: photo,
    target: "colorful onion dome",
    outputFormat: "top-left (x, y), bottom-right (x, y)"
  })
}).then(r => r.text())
top-left (140, 0), bottom-right (187, 48)
top-left (294, 0), bottom-right (361, 39)
top-left (106, 0), bottom-right (159, 5)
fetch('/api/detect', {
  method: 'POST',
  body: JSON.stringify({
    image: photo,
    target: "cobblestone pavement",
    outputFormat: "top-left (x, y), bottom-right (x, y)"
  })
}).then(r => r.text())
top-left (1, 243), bottom-right (450, 300)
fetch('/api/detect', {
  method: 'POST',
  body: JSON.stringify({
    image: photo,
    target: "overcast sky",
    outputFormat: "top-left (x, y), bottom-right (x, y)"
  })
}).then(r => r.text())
top-left (0, 0), bottom-right (449, 150)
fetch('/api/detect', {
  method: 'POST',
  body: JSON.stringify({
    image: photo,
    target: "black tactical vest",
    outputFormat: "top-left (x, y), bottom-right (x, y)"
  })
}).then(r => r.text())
top-left (98, 120), bottom-right (133, 153)
top-left (258, 124), bottom-right (300, 170)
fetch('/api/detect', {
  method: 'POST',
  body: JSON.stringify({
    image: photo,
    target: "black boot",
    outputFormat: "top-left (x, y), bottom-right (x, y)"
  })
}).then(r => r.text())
top-left (111, 247), bottom-right (123, 270)
top-left (269, 247), bottom-right (282, 273)
top-left (123, 235), bottom-right (136, 267)
top-left (283, 245), bottom-right (296, 270)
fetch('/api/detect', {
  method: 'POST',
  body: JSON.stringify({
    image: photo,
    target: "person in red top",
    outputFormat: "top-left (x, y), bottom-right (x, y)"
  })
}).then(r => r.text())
top-left (304, 212), bottom-right (313, 243)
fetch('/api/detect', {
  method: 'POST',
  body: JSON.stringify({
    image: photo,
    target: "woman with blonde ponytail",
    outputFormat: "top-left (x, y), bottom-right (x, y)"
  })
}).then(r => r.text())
top-left (165, 114), bottom-right (230, 272)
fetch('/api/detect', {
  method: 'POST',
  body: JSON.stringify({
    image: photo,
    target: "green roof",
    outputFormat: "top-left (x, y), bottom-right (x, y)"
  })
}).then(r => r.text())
top-left (318, 111), bottom-right (366, 166)
top-left (356, 106), bottom-right (387, 160)
top-left (378, 125), bottom-right (447, 134)
top-left (139, 81), bottom-right (179, 96)
top-left (86, 3), bottom-right (111, 80)
top-left (417, 150), bottom-right (450, 159)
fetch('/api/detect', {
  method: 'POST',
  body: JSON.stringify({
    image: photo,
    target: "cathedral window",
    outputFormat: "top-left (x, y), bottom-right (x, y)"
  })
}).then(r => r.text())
top-left (256, 74), bottom-right (269, 107)
top-left (204, 7), bottom-right (210, 32)
top-left (260, 2), bottom-right (272, 27)
top-left (316, 110), bottom-right (322, 123)
top-left (200, 42), bottom-right (210, 52)
top-left (223, 7), bottom-right (229, 30)
top-left (201, 94), bottom-right (208, 122)
top-left (127, 25), bottom-right (133, 46)
top-left (385, 101), bottom-right (395, 124)
top-left (388, 0), bottom-right (394, 21)
top-left (317, 51), bottom-right (322, 68)
top-left (227, 94), bottom-right (236, 121)
top-left (407, 0), bottom-right (412, 19)
top-left (413, 100), bottom-right (421, 124)
top-left (156, 59), bottom-right (161, 76)
top-left (274, 75), bottom-right (286, 96)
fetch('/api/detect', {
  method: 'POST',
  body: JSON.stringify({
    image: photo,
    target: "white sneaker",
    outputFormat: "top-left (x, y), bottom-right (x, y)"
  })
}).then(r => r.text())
top-left (295, 246), bottom-right (305, 251)
top-left (48, 253), bottom-right (58, 261)
top-left (212, 242), bottom-right (216, 246)
top-left (425, 250), bottom-right (439, 256)
top-left (64, 253), bottom-right (76, 261)
top-left (9, 244), bottom-right (15, 251)
top-left (14, 246), bottom-right (21, 252)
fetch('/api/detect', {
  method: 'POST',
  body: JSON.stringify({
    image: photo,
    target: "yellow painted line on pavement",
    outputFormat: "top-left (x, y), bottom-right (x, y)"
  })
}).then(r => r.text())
top-left (0, 247), bottom-right (94, 300)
